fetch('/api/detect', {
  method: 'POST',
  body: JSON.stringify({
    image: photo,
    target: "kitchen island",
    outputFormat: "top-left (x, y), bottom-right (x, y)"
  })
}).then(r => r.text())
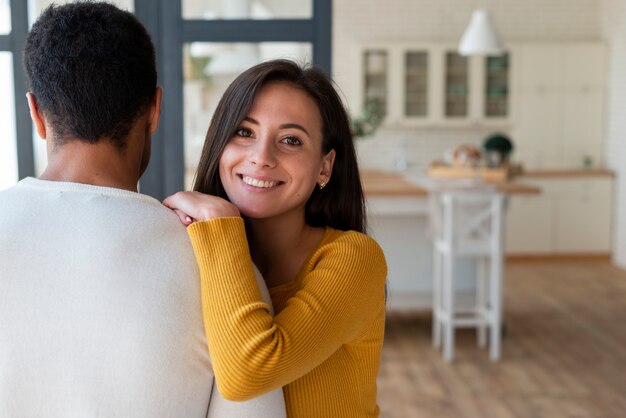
top-left (361, 170), bottom-right (540, 310)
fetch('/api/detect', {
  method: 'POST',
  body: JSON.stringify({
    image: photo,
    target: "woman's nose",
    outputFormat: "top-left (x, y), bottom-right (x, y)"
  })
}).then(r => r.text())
top-left (249, 138), bottom-right (277, 168)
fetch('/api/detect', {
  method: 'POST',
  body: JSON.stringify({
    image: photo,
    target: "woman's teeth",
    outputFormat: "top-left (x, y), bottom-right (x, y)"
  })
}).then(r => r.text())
top-left (242, 176), bottom-right (276, 188)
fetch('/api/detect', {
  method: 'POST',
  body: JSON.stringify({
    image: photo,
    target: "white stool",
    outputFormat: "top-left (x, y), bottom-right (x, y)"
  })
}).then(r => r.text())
top-left (430, 189), bottom-right (506, 362)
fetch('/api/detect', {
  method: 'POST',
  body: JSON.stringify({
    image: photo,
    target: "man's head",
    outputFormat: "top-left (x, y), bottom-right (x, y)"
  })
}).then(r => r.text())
top-left (23, 2), bottom-right (158, 149)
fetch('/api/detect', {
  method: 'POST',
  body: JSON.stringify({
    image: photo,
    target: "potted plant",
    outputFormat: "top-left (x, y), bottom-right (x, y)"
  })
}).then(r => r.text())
top-left (483, 133), bottom-right (514, 168)
top-left (351, 99), bottom-right (383, 139)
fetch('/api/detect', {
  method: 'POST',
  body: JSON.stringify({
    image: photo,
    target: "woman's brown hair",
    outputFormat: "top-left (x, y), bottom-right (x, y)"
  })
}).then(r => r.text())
top-left (193, 59), bottom-right (366, 233)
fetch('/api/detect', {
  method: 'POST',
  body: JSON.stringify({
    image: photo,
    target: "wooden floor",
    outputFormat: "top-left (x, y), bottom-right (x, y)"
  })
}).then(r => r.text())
top-left (377, 260), bottom-right (626, 418)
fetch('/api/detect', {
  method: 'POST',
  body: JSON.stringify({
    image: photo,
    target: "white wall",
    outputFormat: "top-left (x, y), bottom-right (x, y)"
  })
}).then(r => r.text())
top-left (601, 0), bottom-right (626, 268)
top-left (332, 0), bottom-right (603, 171)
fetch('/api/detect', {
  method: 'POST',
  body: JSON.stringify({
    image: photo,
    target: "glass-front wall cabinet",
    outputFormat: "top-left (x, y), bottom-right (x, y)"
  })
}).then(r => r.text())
top-left (404, 51), bottom-right (428, 117)
top-left (359, 44), bottom-right (512, 126)
top-left (485, 54), bottom-right (509, 117)
top-left (363, 50), bottom-right (388, 118)
top-left (444, 52), bottom-right (469, 118)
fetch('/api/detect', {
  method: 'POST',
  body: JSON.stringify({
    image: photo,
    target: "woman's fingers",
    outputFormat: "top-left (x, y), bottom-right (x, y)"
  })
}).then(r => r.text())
top-left (163, 191), bottom-right (240, 222)
top-left (173, 209), bottom-right (194, 226)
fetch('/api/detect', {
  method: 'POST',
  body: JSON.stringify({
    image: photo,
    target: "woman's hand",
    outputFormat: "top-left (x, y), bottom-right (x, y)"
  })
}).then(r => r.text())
top-left (163, 192), bottom-right (241, 226)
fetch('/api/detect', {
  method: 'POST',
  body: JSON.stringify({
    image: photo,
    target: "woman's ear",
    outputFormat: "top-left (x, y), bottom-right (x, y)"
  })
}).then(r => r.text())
top-left (319, 149), bottom-right (336, 185)
top-left (26, 93), bottom-right (47, 140)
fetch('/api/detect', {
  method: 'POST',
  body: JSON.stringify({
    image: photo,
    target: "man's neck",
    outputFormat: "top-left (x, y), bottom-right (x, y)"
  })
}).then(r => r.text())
top-left (40, 140), bottom-right (141, 192)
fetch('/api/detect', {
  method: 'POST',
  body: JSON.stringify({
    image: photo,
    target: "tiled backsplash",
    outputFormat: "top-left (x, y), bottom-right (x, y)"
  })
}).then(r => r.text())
top-left (356, 126), bottom-right (511, 172)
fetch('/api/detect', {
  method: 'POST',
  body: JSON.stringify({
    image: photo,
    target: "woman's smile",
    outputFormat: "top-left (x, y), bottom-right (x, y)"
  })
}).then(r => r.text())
top-left (240, 175), bottom-right (281, 189)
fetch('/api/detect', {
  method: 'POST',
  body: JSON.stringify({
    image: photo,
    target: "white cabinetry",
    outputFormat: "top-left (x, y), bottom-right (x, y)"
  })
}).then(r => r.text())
top-left (505, 194), bottom-right (553, 254)
top-left (506, 175), bottom-right (613, 255)
top-left (358, 44), bottom-right (513, 127)
top-left (513, 43), bottom-right (607, 169)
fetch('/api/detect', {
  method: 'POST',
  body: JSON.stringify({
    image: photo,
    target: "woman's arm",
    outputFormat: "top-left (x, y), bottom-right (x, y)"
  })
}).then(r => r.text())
top-left (207, 264), bottom-right (286, 418)
top-left (187, 217), bottom-right (387, 401)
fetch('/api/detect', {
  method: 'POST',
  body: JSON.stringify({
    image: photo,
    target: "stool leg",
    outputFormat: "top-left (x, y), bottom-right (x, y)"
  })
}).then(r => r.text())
top-left (489, 251), bottom-right (502, 361)
top-left (432, 247), bottom-right (442, 348)
top-left (477, 256), bottom-right (487, 349)
top-left (443, 251), bottom-right (455, 362)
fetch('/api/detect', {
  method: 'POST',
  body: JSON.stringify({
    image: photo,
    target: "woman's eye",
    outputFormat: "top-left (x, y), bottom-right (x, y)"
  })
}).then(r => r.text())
top-left (281, 136), bottom-right (302, 146)
top-left (235, 127), bottom-right (253, 137)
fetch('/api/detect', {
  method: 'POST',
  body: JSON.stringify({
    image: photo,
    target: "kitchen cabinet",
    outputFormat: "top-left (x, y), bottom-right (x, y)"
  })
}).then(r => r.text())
top-left (358, 43), bottom-right (513, 127)
top-left (506, 174), bottom-right (613, 255)
top-left (513, 43), bottom-right (607, 169)
top-left (505, 194), bottom-right (553, 254)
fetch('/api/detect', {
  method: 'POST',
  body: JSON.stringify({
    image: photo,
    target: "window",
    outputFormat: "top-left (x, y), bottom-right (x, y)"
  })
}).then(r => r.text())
top-left (182, 0), bottom-right (312, 20)
top-left (0, 52), bottom-right (17, 190)
top-left (27, 0), bottom-right (134, 24)
top-left (0, 0), bottom-right (10, 34)
top-left (0, 0), bottom-right (331, 198)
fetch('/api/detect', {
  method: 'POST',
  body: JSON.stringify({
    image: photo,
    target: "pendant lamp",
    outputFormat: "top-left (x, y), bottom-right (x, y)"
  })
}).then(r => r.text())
top-left (458, 10), bottom-right (504, 56)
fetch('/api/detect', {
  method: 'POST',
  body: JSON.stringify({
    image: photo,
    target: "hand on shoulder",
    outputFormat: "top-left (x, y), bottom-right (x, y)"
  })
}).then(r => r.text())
top-left (163, 191), bottom-right (240, 226)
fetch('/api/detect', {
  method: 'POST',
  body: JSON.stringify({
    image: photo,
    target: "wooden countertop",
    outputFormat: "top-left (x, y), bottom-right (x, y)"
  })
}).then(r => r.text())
top-left (361, 170), bottom-right (428, 196)
top-left (521, 168), bottom-right (614, 178)
top-left (361, 170), bottom-right (541, 197)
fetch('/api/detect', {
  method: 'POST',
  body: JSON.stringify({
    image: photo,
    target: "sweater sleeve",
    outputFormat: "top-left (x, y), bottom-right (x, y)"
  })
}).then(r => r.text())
top-left (187, 217), bottom-right (387, 402)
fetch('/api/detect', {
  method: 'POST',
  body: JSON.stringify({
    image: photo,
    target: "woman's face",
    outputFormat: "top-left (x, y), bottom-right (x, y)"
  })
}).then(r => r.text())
top-left (219, 81), bottom-right (335, 221)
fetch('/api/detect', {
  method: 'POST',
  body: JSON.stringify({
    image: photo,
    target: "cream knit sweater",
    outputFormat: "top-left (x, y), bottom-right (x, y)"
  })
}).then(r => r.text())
top-left (0, 178), bottom-right (284, 418)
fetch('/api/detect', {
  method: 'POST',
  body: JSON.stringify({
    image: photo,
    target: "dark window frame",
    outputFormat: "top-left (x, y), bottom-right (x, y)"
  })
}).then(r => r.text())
top-left (6, 0), bottom-right (332, 200)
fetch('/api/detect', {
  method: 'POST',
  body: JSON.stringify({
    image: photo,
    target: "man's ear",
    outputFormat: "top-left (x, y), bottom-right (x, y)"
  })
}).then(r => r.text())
top-left (26, 93), bottom-right (46, 139)
top-left (148, 87), bottom-right (163, 134)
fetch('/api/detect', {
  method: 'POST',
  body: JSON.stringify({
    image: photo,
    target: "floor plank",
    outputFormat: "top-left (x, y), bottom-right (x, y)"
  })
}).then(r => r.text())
top-left (377, 260), bottom-right (626, 418)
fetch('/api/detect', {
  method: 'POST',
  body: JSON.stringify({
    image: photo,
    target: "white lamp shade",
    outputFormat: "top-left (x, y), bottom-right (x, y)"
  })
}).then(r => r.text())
top-left (458, 10), bottom-right (504, 56)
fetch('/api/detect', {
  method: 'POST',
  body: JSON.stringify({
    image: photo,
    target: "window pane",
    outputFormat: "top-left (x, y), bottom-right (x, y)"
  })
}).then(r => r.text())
top-left (183, 0), bottom-right (312, 20)
top-left (32, 124), bottom-right (46, 176)
top-left (0, 52), bottom-right (18, 190)
top-left (183, 42), bottom-right (312, 189)
top-left (28, 0), bottom-right (134, 25)
top-left (0, 0), bottom-right (10, 35)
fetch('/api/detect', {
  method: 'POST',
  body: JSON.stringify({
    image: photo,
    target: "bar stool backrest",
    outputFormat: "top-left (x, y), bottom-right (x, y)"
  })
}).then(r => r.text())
top-left (429, 189), bottom-right (505, 256)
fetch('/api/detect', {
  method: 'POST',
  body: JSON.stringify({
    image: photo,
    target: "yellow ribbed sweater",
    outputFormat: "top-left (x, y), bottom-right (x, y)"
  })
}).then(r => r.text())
top-left (187, 218), bottom-right (387, 418)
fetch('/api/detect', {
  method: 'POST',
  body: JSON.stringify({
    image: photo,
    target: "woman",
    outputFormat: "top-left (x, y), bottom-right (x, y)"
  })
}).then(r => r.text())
top-left (164, 59), bottom-right (387, 418)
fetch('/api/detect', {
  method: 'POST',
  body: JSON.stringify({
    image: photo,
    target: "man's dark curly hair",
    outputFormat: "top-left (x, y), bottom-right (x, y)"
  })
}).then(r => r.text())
top-left (23, 1), bottom-right (157, 146)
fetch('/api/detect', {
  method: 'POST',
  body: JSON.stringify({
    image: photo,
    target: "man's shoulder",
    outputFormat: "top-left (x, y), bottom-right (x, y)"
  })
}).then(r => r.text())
top-left (0, 179), bottom-right (187, 239)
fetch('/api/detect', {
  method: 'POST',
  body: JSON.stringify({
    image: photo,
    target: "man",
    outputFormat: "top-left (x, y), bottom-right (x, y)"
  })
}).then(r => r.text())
top-left (0, 3), bottom-right (284, 417)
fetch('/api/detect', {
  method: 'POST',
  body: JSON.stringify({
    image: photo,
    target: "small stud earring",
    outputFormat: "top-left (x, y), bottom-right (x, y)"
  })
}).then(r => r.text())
top-left (318, 181), bottom-right (327, 190)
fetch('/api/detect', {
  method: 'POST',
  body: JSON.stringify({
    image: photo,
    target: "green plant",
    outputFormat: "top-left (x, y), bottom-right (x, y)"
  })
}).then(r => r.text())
top-left (352, 100), bottom-right (383, 138)
top-left (483, 133), bottom-right (513, 155)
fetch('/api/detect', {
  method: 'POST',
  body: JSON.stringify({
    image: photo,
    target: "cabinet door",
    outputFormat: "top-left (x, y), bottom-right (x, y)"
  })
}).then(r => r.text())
top-left (518, 44), bottom-right (562, 88)
top-left (484, 54), bottom-right (511, 118)
top-left (505, 195), bottom-right (553, 254)
top-left (516, 85), bottom-right (562, 167)
top-left (562, 43), bottom-right (606, 88)
top-left (362, 49), bottom-right (389, 117)
top-left (515, 44), bottom-right (563, 167)
top-left (514, 43), bottom-right (606, 168)
top-left (561, 88), bottom-right (605, 167)
top-left (404, 50), bottom-right (429, 118)
top-left (444, 51), bottom-right (469, 118)
top-left (553, 179), bottom-right (613, 253)
top-left (561, 44), bottom-right (606, 167)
